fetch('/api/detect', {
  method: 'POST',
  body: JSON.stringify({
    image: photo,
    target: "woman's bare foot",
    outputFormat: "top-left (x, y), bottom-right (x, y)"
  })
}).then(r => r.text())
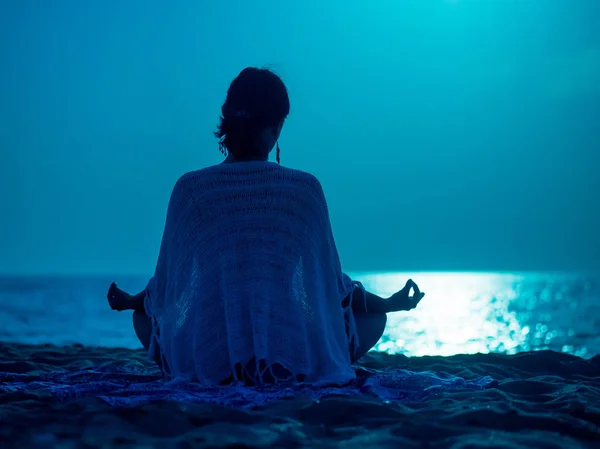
top-left (107, 282), bottom-right (136, 311)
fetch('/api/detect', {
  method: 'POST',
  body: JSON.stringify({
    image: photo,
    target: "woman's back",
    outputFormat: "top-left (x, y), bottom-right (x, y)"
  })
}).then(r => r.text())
top-left (144, 161), bottom-right (360, 385)
top-left (107, 68), bottom-right (422, 387)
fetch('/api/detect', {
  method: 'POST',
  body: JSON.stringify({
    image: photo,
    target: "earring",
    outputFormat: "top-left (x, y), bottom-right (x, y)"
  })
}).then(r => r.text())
top-left (276, 142), bottom-right (281, 164)
top-left (218, 141), bottom-right (227, 157)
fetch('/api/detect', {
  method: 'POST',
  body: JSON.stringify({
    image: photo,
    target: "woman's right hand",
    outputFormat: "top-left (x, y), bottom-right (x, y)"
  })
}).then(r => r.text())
top-left (387, 279), bottom-right (425, 312)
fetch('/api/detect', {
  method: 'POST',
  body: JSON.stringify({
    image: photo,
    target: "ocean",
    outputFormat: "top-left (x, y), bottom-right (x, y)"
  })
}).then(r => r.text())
top-left (1, 271), bottom-right (598, 359)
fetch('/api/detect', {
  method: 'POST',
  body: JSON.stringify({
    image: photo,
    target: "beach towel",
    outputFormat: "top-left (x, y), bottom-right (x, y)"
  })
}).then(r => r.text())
top-left (144, 161), bottom-right (365, 386)
top-left (0, 361), bottom-right (497, 408)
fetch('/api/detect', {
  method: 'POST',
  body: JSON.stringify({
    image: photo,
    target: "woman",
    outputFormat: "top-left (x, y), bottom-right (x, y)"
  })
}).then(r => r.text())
top-left (107, 67), bottom-right (425, 386)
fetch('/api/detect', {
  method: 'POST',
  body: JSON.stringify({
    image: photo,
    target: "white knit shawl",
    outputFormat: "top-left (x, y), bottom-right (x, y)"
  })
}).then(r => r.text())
top-left (144, 161), bottom-right (364, 386)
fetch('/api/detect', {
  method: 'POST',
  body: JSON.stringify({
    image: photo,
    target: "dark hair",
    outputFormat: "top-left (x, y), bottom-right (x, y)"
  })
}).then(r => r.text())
top-left (214, 67), bottom-right (290, 161)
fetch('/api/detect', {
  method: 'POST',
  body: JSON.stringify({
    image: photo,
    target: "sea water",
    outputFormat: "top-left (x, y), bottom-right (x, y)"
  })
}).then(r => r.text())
top-left (0, 272), bottom-right (598, 359)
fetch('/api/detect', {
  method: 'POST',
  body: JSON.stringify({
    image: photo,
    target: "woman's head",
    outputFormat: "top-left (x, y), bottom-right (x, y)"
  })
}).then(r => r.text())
top-left (215, 67), bottom-right (290, 163)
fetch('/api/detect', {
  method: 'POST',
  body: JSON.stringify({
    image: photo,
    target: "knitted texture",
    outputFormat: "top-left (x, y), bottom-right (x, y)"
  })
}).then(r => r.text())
top-left (144, 161), bottom-right (364, 386)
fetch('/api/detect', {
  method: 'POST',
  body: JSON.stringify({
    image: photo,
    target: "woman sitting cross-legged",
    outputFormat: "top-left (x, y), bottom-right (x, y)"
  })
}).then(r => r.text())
top-left (107, 67), bottom-right (425, 386)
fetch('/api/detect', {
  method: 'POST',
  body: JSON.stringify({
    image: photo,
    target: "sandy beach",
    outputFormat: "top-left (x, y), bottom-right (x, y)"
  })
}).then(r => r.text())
top-left (1, 342), bottom-right (599, 448)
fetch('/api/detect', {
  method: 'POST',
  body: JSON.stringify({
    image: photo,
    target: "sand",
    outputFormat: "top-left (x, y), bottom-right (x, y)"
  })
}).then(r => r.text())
top-left (1, 342), bottom-right (599, 448)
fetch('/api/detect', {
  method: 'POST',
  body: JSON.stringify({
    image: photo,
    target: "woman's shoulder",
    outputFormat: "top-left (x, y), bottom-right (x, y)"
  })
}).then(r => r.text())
top-left (168, 164), bottom-right (328, 213)
top-left (176, 163), bottom-right (323, 190)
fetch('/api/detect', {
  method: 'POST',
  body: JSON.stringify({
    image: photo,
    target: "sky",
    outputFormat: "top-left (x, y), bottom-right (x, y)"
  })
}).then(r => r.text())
top-left (0, 0), bottom-right (599, 275)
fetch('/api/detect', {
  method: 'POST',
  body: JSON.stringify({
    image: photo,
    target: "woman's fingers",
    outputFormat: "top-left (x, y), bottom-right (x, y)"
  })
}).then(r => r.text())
top-left (406, 280), bottom-right (425, 309)
top-left (107, 282), bottom-right (117, 299)
top-left (404, 279), bottom-right (422, 300)
top-left (412, 281), bottom-right (420, 299)
top-left (401, 279), bottom-right (418, 298)
top-left (415, 292), bottom-right (425, 305)
top-left (395, 279), bottom-right (425, 310)
top-left (107, 283), bottom-right (126, 310)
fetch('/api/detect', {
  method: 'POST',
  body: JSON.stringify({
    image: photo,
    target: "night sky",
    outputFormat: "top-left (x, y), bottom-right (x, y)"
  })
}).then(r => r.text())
top-left (1, 0), bottom-right (599, 275)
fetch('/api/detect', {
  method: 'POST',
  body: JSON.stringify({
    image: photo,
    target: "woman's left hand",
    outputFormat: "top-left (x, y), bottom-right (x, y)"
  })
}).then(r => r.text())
top-left (387, 279), bottom-right (425, 312)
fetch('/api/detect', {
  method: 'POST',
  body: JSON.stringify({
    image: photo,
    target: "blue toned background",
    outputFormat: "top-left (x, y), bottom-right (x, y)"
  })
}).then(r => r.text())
top-left (0, 1), bottom-right (599, 357)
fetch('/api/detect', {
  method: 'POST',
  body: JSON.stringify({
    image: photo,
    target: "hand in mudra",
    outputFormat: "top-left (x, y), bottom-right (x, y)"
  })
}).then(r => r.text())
top-left (107, 282), bottom-right (134, 311)
top-left (389, 279), bottom-right (425, 312)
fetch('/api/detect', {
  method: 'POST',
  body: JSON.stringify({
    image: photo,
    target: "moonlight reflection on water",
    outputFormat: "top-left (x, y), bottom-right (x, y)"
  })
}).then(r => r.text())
top-left (0, 272), bottom-right (597, 358)
top-left (353, 272), bottom-right (597, 358)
